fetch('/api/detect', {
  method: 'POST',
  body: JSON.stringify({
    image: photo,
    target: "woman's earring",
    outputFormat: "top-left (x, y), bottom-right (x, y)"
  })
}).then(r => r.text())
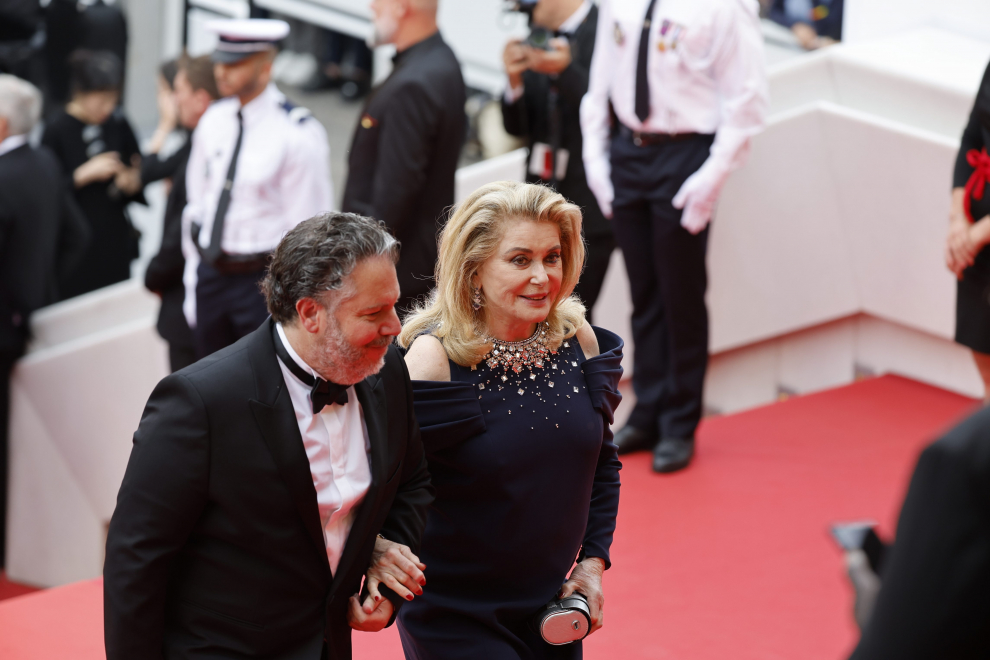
top-left (472, 286), bottom-right (483, 311)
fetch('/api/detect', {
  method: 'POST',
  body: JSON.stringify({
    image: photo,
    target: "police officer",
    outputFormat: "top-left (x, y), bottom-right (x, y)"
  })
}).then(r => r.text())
top-left (580, 0), bottom-right (768, 472)
top-left (502, 0), bottom-right (615, 317)
top-left (182, 19), bottom-right (333, 358)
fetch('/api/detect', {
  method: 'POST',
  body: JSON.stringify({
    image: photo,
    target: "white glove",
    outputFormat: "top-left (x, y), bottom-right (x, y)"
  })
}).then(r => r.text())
top-left (584, 157), bottom-right (614, 219)
top-left (672, 159), bottom-right (730, 235)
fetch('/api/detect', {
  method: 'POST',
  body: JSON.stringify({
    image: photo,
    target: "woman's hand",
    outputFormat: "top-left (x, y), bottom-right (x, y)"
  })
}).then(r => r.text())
top-left (114, 153), bottom-right (143, 196)
top-left (361, 536), bottom-right (426, 614)
top-left (147, 84), bottom-right (178, 155)
top-left (347, 594), bottom-right (394, 632)
top-left (73, 151), bottom-right (122, 188)
top-left (560, 557), bottom-right (605, 635)
top-left (947, 188), bottom-right (974, 278)
top-left (946, 214), bottom-right (973, 277)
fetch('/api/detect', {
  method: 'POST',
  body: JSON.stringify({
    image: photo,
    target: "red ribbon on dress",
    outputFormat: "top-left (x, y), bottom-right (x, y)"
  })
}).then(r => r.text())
top-left (964, 147), bottom-right (990, 222)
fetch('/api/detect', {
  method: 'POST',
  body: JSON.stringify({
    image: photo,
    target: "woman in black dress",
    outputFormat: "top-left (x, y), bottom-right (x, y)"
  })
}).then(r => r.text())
top-left (42, 49), bottom-right (144, 299)
top-left (397, 181), bottom-right (623, 658)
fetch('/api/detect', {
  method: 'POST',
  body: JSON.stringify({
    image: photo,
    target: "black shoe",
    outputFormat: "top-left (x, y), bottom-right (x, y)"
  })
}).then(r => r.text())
top-left (652, 437), bottom-right (695, 473)
top-left (613, 425), bottom-right (658, 455)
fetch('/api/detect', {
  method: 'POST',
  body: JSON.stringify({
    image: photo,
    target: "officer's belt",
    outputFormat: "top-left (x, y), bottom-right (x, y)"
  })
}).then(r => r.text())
top-left (619, 124), bottom-right (705, 147)
top-left (191, 222), bottom-right (272, 276)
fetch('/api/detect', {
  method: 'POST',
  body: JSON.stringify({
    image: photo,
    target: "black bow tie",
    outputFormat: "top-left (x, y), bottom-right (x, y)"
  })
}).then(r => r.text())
top-left (272, 326), bottom-right (349, 414)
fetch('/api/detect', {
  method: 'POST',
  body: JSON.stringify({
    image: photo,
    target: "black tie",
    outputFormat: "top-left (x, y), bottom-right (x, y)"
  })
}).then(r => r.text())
top-left (272, 325), bottom-right (349, 414)
top-left (204, 110), bottom-right (244, 264)
top-left (634, 0), bottom-right (659, 123)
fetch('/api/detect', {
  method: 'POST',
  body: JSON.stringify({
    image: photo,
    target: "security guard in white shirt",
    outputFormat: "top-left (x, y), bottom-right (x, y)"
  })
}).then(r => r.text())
top-left (182, 19), bottom-right (333, 359)
top-left (580, 0), bottom-right (768, 472)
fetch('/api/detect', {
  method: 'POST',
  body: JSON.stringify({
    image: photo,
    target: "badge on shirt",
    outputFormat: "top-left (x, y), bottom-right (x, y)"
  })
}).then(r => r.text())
top-left (360, 114), bottom-right (378, 129)
top-left (657, 19), bottom-right (686, 52)
top-left (613, 21), bottom-right (625, 45)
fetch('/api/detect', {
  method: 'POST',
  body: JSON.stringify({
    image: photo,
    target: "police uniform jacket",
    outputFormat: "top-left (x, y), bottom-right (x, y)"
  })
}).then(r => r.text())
top-left (342, 32), bottom-right (466, 308)
top-left (581, 0), bottom-right (768, 216)
top-left (181, 84), bottom-right (333, 326)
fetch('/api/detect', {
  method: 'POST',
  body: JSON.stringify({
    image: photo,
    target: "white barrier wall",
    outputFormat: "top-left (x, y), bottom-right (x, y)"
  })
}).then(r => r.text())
top-left (6, 282), bottom-right (169, 586)
top-left (8, 26), bottom-right (990, 587)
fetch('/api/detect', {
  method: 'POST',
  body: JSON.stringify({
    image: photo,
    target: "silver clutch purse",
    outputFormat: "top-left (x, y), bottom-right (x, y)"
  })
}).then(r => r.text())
top-left (531, 593), bottom-right (592, 645)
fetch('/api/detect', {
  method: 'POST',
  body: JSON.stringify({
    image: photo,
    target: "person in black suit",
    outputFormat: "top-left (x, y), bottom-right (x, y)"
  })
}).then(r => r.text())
top-left (847, 405), bottom-right (990, 660)
top-left (502, 0), bottom-right (615, 318)
top-left (0, 74), bottom-right (89, 567)
top-left (42, 49), bottom-right (146, 300)
top-left (342, 0), bottom-right (466, 315)
top-left (143, 55), bottom-right (219, 372)
top-left (104, 212), bottom-right (434, 660)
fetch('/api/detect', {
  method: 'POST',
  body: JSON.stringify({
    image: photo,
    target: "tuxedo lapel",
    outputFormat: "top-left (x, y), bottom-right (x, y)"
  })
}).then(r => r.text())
top-left (246, 321), bottom-right (331, 579)
top-left (329, 373), bottom-right (387, 597)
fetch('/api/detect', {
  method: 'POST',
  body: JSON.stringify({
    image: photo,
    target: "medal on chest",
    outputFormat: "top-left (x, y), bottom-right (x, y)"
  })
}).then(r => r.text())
top-left (658, 19), bottom-right (686, 51)
top-left (614, 21), bottom-right (625, 45)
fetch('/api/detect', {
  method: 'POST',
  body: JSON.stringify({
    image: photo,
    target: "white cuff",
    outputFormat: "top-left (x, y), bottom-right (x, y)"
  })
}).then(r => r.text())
top-left (504, 84), bottom-right (525, 105)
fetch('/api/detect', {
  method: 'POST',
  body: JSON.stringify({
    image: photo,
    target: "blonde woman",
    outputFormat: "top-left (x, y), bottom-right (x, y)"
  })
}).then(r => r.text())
top-left (396, 181), bottom-right (623, 658)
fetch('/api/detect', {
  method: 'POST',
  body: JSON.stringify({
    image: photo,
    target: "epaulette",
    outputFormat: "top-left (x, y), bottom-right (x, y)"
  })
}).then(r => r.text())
top-left (280, 99), bottom-right (312, 124)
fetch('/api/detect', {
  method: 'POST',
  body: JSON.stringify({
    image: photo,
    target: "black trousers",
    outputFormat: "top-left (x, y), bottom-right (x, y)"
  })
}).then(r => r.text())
top-left (575, 231), bottom-right (616, 323)
top-left (0, 348), bottom-right (20, 568)
top-left (194, 262), bottom-right (270, 359)
top-left (610, 131), bottom-right (715, 440)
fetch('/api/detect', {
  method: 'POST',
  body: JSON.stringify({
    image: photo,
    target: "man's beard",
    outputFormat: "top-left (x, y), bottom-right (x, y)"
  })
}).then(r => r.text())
top-left (314, 315), bottom-right (393, 385)
top-left (367, 13), bottom-right (399, 48)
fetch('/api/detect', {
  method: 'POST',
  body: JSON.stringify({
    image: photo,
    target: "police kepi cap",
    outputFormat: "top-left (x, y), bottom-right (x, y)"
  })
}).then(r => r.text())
top-left (207, 19), bottom-right (290, 64)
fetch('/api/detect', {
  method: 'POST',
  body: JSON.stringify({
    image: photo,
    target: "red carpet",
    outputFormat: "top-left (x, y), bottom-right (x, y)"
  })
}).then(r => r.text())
top-left (0, 376), bottom-right (977, 659)
top-left (0, 571), bottom-right (39, 602)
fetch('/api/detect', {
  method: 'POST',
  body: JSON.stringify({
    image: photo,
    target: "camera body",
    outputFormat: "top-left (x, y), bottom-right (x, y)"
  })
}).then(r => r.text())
top-left (525, 26), bottom-right (554, 50)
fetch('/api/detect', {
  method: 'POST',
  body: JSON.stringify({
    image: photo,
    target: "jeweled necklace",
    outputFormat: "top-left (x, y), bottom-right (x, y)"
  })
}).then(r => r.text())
top-left (482, 321), bottom-right (556, 374)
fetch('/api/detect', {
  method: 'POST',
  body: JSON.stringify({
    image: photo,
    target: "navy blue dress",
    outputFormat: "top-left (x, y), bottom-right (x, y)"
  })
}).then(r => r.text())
top-left (398, 327), bottom-right (623, 659)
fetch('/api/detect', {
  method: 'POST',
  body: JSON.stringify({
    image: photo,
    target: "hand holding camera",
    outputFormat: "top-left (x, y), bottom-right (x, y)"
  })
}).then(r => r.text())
top-left (502, 35), bottom-right (573, 89)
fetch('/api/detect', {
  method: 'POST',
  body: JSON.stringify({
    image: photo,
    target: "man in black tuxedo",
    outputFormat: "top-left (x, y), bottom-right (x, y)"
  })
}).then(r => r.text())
top-left (502, 0), bottom-right (614, 317)
top-left (342, 0), bottom-right (465, 315)
top-left (0, 74), bottom-right (89, 567)
top-left (104, 212), bottom-right (434, 659)
top-left (848, 405), bottom-right (990, 659)
top-left (143, 55), bottom-right (219, 372)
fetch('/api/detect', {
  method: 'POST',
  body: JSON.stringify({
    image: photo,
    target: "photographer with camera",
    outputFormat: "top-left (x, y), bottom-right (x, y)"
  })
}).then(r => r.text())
top-left (501, 0), bottom-right (614, 318)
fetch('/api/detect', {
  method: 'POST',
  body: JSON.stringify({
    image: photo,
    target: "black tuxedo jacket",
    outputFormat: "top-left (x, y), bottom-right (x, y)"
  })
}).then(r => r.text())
top-left (342, 32), bottom-right (466, 310)
top-left (850, 405), bottom-right (990, 659)
top-left (0, 143), bottom-right (89, 352)
top-left (501, 7), bottom-right (609, 240)
top-left (142, 140), bottom-right (194, 349)
top-left (104, 320), bottom-right (433, 660)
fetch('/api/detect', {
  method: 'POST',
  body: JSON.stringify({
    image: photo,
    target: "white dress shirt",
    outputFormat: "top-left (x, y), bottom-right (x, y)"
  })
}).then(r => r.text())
top-left (275, 323), bottom-right (372, 575)
top-left (181, 84), bottom-right (334, 325)
top-left (580, 0), bottom-right (769, 224)
top-left (0, 134), bottom-right (28, 157)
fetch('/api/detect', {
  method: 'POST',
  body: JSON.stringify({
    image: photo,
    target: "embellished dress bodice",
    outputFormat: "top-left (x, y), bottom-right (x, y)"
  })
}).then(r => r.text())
top-left (397, 327), bottom-right (624, 660)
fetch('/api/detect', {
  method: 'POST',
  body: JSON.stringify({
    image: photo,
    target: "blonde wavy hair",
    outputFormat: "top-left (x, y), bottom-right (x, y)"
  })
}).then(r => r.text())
top-left (399, 181), bottom-right (587, 367)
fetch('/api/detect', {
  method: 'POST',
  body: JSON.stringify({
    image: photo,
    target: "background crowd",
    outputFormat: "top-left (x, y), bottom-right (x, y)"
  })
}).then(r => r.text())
top-left (4, 0), bottom-right (990, 658)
